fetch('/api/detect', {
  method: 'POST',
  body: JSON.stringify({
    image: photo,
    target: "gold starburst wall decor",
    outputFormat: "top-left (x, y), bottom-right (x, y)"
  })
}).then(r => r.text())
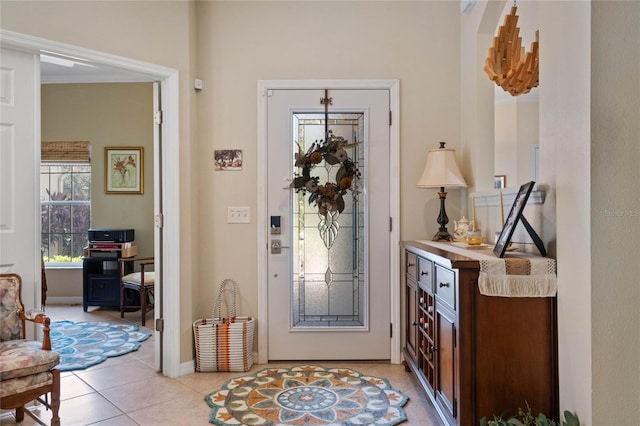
top-left (484, 5), bottom-right (539, 96)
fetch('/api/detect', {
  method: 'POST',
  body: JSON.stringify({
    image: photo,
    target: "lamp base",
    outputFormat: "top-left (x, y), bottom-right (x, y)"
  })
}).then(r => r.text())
top-left (432, 230), bottom-right (453, 241)
top-left (432, 188), bottom-right (452, 242)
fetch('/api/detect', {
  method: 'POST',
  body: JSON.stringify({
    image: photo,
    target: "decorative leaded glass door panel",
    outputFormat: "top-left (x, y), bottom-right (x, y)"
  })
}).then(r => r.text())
top-left (267, 89), bottom-right (390, 360)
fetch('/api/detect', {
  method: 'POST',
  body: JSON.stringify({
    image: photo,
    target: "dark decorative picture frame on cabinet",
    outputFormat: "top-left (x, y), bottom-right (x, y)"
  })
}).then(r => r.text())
top-left (494, 181), bottom-right (546, 258)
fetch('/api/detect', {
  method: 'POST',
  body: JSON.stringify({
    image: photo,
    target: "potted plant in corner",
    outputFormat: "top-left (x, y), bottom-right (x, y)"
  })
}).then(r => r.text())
top-left (480, 403), bottom-right (580, 426)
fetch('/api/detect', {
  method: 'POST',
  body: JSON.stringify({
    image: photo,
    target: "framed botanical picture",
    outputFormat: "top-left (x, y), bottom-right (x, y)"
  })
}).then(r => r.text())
top-left (105, 147), bottom-right (144, 194)
top-left (494, 175), bottom-right (506, 189)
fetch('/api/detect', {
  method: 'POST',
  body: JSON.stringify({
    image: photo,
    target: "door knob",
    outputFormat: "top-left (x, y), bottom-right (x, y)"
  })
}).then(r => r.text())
top-left (270, 240), bottom-right (289, 254)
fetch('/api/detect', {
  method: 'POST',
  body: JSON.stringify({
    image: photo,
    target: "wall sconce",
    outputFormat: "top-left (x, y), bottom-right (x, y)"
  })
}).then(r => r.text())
top-left (417, 142), bottom-right (467, 241)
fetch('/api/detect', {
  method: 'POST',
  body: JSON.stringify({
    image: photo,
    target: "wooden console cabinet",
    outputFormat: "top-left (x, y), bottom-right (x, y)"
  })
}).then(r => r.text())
top-left (401, 240), bottom-right (558, 426)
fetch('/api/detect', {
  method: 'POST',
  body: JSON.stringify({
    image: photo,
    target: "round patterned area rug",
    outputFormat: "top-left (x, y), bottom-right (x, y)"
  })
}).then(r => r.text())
top-left (50, 320), bottom-right (151, 371)
top-left (205, 365), bottom-right (409, 425)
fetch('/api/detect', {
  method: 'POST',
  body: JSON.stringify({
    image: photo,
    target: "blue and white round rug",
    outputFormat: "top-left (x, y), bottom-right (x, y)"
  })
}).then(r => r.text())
top-left (50, 320), bottom-right (151, 371)
top-left (205, 365), bottom-right (409, 425)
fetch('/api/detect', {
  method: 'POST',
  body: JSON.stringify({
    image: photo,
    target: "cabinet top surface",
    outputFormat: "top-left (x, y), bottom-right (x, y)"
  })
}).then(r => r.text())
top-left (402, 240), bottom-right (548, 267)
top-left (402, 240), bottom-right (480, 269)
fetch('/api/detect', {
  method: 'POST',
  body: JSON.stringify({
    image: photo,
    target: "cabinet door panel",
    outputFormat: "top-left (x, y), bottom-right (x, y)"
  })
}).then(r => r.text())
top-left (87, 275), bottom-right (118, 302)
top-left (406, 279), bottom-right (418, 359)
top-left (436, 306), bottom-right (456, 420)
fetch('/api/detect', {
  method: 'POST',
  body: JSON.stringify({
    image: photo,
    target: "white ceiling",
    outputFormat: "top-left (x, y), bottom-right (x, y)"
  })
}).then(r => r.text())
top-left (40, 53), bottom-right (155, 84)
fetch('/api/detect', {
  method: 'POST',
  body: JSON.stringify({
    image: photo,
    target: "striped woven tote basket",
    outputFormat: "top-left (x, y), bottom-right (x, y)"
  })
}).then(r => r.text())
top-left (193, 279), bottom-right (255, 372)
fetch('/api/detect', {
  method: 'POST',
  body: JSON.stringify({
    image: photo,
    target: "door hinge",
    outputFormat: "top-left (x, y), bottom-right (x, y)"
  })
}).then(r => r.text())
top-left (154, 214), bottom-right (164, 228)
top-left (389, 217), bottom-right (392, 232)
top-left (155, 317), bottom-right (164, 332)
top-left (390, 323), bottom-right (393, 338)
top-left (389, 110), bottom-right (392, 126)
top-left (154, 110), bottom-right (163, 125)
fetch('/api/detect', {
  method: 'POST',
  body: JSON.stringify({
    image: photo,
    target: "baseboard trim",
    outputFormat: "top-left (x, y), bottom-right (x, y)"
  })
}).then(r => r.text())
top-left (46, 297), bottom-right (83, 305)
top-left (180, 360), bottom-right (195, 376)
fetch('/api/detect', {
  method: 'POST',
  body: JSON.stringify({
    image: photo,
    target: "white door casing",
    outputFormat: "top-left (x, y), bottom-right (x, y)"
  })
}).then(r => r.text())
top-left (0, 48), bottom-right (40, 337)
top-left (152, 81), bottom-right (163, 372)
top-left (257, 80), bottom-right (401, 363)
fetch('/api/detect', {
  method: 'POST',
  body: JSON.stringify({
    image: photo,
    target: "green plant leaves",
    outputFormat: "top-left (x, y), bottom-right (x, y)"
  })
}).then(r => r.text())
top-left (480, 406), bottom-right (580, 426)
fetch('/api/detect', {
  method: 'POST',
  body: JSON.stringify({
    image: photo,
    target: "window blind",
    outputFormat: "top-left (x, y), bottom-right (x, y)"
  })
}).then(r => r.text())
top-left (41, 141), bottom-right (91, 163)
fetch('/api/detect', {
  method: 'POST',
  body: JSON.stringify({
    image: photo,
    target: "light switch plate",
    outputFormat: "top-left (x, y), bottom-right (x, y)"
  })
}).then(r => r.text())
top-left (227, 206), bottom-right (250, 223)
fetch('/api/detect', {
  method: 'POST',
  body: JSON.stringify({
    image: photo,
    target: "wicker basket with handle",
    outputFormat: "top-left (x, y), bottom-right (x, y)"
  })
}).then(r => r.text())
top-left (193, 279), bottom-right (255, 372)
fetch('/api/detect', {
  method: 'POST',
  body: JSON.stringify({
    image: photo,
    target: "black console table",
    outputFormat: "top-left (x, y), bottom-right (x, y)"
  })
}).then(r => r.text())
top-left (83, 257), bottom-right (123, 311)
top-left (83, 236), bottom-right (138, 311)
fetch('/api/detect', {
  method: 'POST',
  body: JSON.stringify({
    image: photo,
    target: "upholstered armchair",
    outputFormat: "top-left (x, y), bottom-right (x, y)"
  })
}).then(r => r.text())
top-left (0, 273), bottom-right (60, 425)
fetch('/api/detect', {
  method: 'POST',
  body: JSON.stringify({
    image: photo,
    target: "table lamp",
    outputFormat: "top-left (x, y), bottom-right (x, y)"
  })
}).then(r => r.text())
top-left (417, 141), bottom-right (467, 241)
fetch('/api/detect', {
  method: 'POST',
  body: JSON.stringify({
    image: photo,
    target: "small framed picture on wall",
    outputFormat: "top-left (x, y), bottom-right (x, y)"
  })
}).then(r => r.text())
top-left (105, 147), bottom-right (144, 194)
top-left (214, 149), bottom-right (243, 171)
top-left (494, 175), bottom-right (506, 189)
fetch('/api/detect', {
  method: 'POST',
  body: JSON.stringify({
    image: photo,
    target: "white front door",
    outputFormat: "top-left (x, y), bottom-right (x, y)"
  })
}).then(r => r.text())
top-left (0, 48), bottom-right (40, 317)
top-left (266, 88), bottom-right (391, 360)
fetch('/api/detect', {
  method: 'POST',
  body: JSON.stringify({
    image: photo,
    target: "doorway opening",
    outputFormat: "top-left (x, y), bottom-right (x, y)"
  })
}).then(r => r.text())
top-left (1, 30), bottom-right (182, 378)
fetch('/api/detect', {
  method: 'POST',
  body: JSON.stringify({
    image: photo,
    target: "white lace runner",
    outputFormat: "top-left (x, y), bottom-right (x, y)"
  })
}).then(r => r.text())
top-left (418, 241), bottom-right (557, 297)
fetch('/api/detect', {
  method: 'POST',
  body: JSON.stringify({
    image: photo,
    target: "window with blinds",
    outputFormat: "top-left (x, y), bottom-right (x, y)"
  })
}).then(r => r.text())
top-left (41, 141), bottom-right (91, 264)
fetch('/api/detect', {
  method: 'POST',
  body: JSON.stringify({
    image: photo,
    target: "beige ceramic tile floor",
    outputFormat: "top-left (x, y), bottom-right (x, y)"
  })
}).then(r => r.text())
top-left (1, 305), bottom-right (443, 426)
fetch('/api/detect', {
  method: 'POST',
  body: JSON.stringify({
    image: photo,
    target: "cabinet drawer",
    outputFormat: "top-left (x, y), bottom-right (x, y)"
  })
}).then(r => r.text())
top-left (418, 257), bottom-right (433, 292)
top-left (87, 275), bottom-right (119, 302)
top-left (406, 252), bottom-right (417, 280)
top-left (435, 265), bottom-right (456, 310)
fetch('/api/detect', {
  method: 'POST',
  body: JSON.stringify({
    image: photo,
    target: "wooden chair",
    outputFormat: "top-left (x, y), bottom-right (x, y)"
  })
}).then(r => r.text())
top-left (119, 257), bottom-right (155, 326)
top-left (0, 273), bottom-right (60, 426)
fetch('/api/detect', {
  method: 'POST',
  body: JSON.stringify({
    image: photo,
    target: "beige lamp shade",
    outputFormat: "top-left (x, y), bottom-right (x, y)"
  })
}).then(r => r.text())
top-left (417, 145), bottom-right (467, 188)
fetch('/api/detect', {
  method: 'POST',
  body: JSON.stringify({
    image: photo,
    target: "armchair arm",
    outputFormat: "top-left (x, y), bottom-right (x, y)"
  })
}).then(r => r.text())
top-left (118, 256), bottom-right (155, 277)
top-left (18, 308), bottom-right (52, 350)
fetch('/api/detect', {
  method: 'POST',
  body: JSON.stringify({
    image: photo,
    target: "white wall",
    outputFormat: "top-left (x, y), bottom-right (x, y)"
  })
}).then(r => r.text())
top-left (495, 99), bottom-right (539, 189)
top-left (590, 1), bottom-right (640, 423)
top-left (193, 1), bottom-right (463, 323)
top-left (538, 2), bottom-right (591, 421)
top-left (495, 102), bottom-right (518, 182)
